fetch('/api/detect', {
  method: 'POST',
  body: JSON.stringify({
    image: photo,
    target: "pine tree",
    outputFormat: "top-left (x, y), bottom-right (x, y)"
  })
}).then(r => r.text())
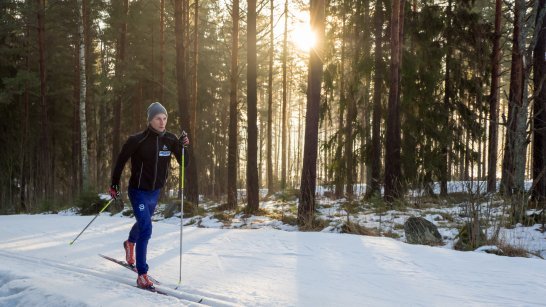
top-left (281, 0), bottom-right (288, 191)
top-left (532, 0), bottom-right (546, 202)
top-left (227, 0), bottom-right (240, 209)
top-left (487, 0), bottom-right (502, 193)
top-left (267, 0), bottom-right (275, 195)
top-left (369, 0), bottom-right (384, 198)
top-left (299, 0), bottom-right (325, 226)
top-left (246, 0), bottom-right (260, 213)
top-left (501, 0), bottom-right (526, 197)
top-left (384, 0), bottom-right (405, 201)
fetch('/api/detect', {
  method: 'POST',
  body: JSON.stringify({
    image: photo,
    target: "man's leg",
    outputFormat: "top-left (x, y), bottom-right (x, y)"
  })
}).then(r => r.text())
top-left (128, 188), bottom-right (153, 275)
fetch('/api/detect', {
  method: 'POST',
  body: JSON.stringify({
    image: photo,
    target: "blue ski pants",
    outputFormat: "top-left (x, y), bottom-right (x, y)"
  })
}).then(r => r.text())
top-left (127, 187), bottom-right (161, 275)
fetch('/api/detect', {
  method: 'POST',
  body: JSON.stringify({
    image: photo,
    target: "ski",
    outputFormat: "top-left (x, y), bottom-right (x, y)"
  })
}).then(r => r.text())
top-left (99, 254), bottom-right (161, 285)
top-left (100, 254), bottom-right (206, 304)
top-left (134, 285), bottom-right (169, 296)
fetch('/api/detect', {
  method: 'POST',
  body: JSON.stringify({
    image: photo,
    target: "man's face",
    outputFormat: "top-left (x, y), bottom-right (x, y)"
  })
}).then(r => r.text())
top-left (150, 113), bottom-right (167, 132)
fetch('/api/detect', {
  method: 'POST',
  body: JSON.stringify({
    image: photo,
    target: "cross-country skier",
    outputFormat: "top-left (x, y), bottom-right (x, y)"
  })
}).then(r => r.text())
top-left (109, 102), bottom-right (189, 289)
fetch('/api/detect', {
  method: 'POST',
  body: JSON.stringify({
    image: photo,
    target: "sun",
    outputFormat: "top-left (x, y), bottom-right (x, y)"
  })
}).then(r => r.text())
top-left (291, 23), bottom-right (316, 52)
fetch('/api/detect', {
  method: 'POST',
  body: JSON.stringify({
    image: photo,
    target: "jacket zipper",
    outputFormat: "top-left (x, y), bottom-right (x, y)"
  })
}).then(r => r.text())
top-left (152, 136), bottom-right (159, 189)
top-left (137, 162), bottom-right (144, 189)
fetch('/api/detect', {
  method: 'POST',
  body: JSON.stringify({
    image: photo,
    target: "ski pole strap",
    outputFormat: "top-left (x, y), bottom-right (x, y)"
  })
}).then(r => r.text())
top-left (69, 198), bottom-right (115, 245)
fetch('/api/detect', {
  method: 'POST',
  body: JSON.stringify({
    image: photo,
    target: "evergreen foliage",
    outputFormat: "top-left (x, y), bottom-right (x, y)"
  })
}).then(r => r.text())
top-left (0, 0), bottom-right (544, 220)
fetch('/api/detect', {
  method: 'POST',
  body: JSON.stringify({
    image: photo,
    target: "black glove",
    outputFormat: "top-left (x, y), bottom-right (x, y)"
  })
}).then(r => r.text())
top-left (179, 131), bottom-right (190, 148)
top-left (109, 184), bottom-right (120, 200)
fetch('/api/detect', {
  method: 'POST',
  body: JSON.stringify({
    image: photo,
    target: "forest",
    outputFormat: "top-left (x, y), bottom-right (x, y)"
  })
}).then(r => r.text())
top-left (0, 0), bottom-right (545, 230)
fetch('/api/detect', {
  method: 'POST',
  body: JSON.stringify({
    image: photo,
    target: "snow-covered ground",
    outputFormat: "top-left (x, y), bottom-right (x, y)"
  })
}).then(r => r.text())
top-left (1, 214), bottom-right (546, 306)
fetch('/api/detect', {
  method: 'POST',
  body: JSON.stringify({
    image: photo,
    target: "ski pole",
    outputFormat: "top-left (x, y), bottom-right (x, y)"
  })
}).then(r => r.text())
top-left (70, 198), bottom-right (115, 245)
top-left (177, 131), bottom-right (187, 288)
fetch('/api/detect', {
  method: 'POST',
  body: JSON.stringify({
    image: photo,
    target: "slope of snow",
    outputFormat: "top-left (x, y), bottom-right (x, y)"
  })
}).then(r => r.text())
top-left (0, 214), bottom-right (545, 306)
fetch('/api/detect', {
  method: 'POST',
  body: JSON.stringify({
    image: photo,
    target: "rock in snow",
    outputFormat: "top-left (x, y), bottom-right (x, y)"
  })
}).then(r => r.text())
top-left (404, 216), bottom-right (443, 246)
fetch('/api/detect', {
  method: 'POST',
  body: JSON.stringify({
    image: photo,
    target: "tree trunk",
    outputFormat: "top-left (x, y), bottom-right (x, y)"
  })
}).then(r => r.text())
top-left (361, 0), bottom-right (372, 197)
top-left (369, 0), bottom-right (383, 197)
top-left (191, 0), bottom-right (198, 135)
top-left (440, 0), bottom-right (452, 197)
top-left (335, 11), bottom-right (347, 199)
top-left (73, 33), bottom-right (81, 197)
top-left (267, 0), bottom-right (275, 195)
top-left (186, 0), bottom-right (200, 205)
top-left (281, 0), bottom-right (288, 190)
top-left (175, 0), bottom-right (199, 205)
top-left (36, 0), bottom-right (52, 201)
top-left (298, 0), bottom-right (325, 226)
top-left (487, 0), bottom-right (502, 193)
top-left (227, 0), bottom-right (240, 209)
top-left (78, 0), bottom-right (89, 191)
top-left (246, 0), bottom-right (260, 213)
top-left (97, 34), bottom-right (109, 190)
top-left (384, 0), bottom-right (404, 201)
top-left (501, 0), bottom-right (525, 196)
top-left (20, 18), bottom-right (31, 212)
top-left (112, 0), bottom-right (128, 165)
top-left (532, 0), bottom-right (546, 201)
top-left (346, 0), bottom-right (363, 198)
top-left (83, 0), bottom-right (97, 189)
top-left (160, 0), bottom-right (165, 102)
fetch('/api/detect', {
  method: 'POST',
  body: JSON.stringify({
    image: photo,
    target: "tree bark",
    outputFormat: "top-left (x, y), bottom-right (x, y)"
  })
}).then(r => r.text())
top-left (384, 0), bottom-right (405, 201)
top-left (191, 0), bottom-right (198, 136)
top-left (83, 0), bottom-right (97, 189)
top-left (20, 16), bottom-right (31, 212)
top-left (335, 10), bottom-right (347, 199)
top-left (160, 0), bottom-right (165, 102)
top-left (501, 0), bottom-right (525, 196)
top-left (97, 33), bottom-right (109, 191)
top-left (175, 0), bottom-right (199, 205)
top-left (186, 0), bottom-right (200, 205)
top-left (298, 0), bottom-right (325, 226)
top-left (112, 0), bottom-right (128, 166)
top-left (246, 0), bottom-right (260, 213)
top-left (369, 0), bottom-right (383, 197)
top-left (345, 0), bottom-right (363, 198)
top-left (440, 0), bottom-right (452, 197)
top-left (227, 0), bottom-right (240, 209)
top-left (281, 0), bottom-right (288, 190)
top-left (78, 0), bottom-right (89, 191)
top-left (72, 30), bottom-right (81, 196)
top-left (36, 0), bottom-right (52, 200)
top-left (267, 0), bottom-right (275, 194)
top-left (487, 0), bottom-right (502, 193)
top-left (532, 0), bottom-right (546, 201)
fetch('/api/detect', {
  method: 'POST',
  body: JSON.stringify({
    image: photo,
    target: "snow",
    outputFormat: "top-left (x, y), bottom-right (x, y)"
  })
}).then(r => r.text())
top-left (1, 214), bottom-right (546, 306)
top-left (314, 180), bottom-right (535, 198)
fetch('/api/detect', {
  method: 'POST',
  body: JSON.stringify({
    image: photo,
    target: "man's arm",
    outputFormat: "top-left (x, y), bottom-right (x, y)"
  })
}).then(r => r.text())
top-left (171, 134), bottom-right (189, 168)
top-left (111, 136), bottom-right (139, 186)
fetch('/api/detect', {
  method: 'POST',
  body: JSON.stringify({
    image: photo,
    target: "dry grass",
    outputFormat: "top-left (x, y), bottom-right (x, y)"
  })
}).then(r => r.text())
top-left (298, 218), bottom-right (330, 231)
top-left (340, 221), bottom-right (379, 236)
top-left (484, 235), bottom-right (543, 259)
top-left (214, 203), bottom-right (239, 212)
top-left (494, 242), bottom-right (533, 258)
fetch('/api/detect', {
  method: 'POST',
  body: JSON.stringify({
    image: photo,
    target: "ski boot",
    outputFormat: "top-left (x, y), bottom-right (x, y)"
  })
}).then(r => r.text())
top-left (123, 240), bottom-right (135, 266)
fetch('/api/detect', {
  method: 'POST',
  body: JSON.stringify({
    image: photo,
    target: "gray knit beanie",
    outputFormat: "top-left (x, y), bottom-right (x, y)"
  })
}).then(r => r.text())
top-left (147, 102), bottom-right (168, 122)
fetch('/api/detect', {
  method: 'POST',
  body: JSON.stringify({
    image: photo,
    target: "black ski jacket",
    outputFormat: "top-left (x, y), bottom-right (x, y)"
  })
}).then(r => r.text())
top-left (111, 128), bottom-right (189, 191)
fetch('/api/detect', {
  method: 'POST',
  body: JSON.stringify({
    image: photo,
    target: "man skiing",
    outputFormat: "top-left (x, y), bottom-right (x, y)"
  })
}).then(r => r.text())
top-left (109, 102), bottom-right (189, 289)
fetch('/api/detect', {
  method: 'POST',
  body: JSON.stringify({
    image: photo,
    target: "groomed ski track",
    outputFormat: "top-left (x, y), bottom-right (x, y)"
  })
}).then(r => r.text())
top-left (0, 250), bottom-right (236, 306)
top-left (1, 214), bottom-right (546, 306)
